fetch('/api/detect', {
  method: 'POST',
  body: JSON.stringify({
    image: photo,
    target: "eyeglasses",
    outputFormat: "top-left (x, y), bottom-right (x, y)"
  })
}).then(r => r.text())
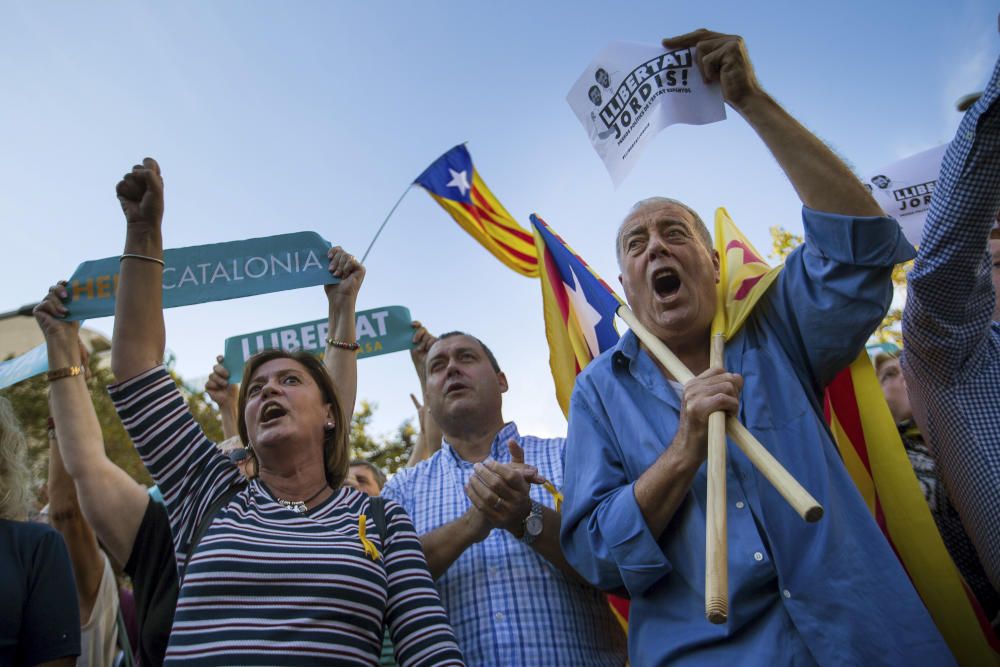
top-left (227, 448), bottom-right (249, 463)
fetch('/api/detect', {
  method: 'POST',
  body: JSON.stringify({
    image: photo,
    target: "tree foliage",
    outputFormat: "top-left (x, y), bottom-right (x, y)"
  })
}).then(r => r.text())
top-left (2, 348), bottom-right (413, 503)
top-left (1, 349), bottom-right (226, 503)
top-left (349, 399), bottom-right (415, 476)
top-left (769, 226), bottom-right (911, 346)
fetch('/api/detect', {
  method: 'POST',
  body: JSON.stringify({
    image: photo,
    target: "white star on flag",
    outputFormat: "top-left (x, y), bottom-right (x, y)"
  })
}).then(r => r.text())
top-left (564, 265), bottom-right (604, 357)
top-left (446, 169), bottom-right (471, 196)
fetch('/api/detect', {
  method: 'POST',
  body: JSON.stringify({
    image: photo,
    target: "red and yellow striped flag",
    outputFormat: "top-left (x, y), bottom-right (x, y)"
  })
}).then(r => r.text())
top-left (531, 214), bottom-right (630, 634)
top-left (715, 208), bottom-right (999, 665)
top-left (415, 145), bottom-right (538, 277)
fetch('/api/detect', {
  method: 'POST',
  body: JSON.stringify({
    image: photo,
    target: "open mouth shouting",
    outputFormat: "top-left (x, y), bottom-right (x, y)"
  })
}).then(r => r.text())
top-left (651, 267), bottom-right (682, 302)
top-left (259, 401), bottom-right (288, 426)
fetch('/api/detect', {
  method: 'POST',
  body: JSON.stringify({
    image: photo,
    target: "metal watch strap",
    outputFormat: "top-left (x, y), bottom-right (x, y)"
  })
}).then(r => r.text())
top-left (521, 500), bottom-right (543, 545)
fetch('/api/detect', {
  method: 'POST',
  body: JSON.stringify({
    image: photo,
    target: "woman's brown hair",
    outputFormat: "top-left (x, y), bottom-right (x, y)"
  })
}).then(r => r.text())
top-left (236, 350), bottom-right (349, 489)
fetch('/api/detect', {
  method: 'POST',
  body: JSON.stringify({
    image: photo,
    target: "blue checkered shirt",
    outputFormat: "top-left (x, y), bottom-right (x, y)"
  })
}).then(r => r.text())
top-left (902, 55), bottom-right (1000, 591)
top-left (382, 422), bottom-right (626, 667)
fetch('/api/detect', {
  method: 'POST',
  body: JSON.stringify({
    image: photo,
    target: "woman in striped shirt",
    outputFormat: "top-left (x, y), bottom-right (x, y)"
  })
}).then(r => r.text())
top-left (107, 157), bottom-right (464, 666)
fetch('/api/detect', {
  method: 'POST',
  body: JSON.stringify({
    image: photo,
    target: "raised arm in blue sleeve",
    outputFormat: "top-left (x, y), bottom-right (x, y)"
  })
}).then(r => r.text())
top-left (756, 207), bottom-right (914, 391)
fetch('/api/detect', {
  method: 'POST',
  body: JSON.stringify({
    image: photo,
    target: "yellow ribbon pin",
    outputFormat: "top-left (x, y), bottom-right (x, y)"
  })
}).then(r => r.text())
top-left (542, 481), bottom-right (564, 513)
top-left (359, 515), bottom-right (381, 561)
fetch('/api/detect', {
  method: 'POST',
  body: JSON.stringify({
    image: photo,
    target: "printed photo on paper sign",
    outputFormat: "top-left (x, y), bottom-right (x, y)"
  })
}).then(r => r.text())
top-left (567, 41), bottom-right (726, 187)
top-left (864, 144), bottom-right (947, 246)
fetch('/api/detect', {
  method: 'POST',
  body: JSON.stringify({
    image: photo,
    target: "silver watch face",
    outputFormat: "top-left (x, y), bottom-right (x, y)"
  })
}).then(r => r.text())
top-left (526, 513), bottom-right (543, 536)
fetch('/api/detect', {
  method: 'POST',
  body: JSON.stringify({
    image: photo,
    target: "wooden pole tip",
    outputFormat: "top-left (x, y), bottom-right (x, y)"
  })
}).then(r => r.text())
top-left (706, 600), bottom-right (728, 625)
top-left (804, 505), bottom-right (824, 523)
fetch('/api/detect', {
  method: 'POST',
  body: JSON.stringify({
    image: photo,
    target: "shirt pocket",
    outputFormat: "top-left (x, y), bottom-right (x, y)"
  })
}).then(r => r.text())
top-left (738, 346), bottom-right (807, 431)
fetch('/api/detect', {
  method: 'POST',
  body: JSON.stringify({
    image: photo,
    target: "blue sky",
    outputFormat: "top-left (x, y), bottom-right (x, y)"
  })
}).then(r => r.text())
top-left (2, 1), bottom-right (996, 440)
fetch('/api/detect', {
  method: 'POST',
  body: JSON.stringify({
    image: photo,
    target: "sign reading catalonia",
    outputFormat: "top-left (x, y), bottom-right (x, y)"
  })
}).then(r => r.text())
top-left (222, 305), bottom-right (413, 383)
top-left (64, 232), bottom-right (336, 320)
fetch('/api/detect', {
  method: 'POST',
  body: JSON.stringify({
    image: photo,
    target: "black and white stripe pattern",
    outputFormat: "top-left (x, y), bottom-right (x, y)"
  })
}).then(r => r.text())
top-left (111, 366), bottom-right (464, 666)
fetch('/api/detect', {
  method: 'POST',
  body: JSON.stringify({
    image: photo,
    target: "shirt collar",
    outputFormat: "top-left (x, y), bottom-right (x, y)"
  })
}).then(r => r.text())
top-left (610, 328), bottom-right (682, 409)
top-left (440, 422), bottom-right (521, 467)
top-left (611, 329), bottom-right (640, 371)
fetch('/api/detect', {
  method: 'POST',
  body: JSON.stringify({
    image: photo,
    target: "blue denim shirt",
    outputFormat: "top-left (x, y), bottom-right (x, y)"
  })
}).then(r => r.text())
top-left (561, 208), bottom-right (955, 666)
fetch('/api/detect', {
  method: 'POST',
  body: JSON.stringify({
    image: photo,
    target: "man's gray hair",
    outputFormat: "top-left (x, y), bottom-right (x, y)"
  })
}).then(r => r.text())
top-left (615, 197), bottom-right (713, 268)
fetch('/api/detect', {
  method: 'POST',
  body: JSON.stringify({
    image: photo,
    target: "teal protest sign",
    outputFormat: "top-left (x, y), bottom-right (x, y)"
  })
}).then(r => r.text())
top-left (64, 232), bottom-right (335, 320)
top-left (222, 306), bottom-right (413, 383)
top-left (0, 343), bottom-right (48, 390)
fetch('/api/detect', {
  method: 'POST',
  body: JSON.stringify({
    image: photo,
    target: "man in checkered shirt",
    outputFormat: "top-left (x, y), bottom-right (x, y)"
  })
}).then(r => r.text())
top-left (381, 331), bottom-right (627, 666)
top-left (901, 53), bottom-right (1000, 596)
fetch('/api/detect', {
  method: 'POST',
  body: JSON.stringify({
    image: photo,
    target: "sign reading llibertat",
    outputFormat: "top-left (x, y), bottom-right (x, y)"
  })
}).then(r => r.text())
top-left (63, 232), bottom-right (336, 320)
top-left (222, 305), bottom-right (413, 383)
top-left (567, 42), bottom-right (726, 187)
top-left (864, 144), bottom-right (947, 247)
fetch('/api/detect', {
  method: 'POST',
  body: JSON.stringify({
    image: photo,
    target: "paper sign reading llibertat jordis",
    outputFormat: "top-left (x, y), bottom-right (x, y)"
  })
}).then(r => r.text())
top-left (863, 143), bottom-right (947, 247)
top-left (567, 42), bottom-right (726, 187)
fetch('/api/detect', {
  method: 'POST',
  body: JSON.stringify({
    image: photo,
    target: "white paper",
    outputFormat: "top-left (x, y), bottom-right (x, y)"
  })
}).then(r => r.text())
top-left (864, 143), bottom-right (947, 247)
top-left (567, 41), bottom-right (726, 187)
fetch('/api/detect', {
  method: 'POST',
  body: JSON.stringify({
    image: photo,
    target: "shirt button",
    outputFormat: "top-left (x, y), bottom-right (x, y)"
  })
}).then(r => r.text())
top-left (754, 551), bottom-right (763, 562)
top-left (495, 611), bottom-right (505, 621)
top-left (736, 501), bottom-right (745, 509)
top-left (783, 589), bottom-right (791, 599)
top-left (489, 567), bottom-right (498, 576)
top-left (965, 131), bottom-right (975, 140)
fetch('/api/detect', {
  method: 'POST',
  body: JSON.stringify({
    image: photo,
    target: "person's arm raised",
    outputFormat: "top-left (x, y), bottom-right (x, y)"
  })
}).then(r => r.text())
top-left (111, 157), bottom-right (166, 382)
top-left (46, 428), bottom-right (105, 624)
top-left (405, 322), bottom-right (441, 466)
top-left (34, 283), bottom-right (148, 568)
top-left (406, 392), bottom-right (443, 467)
top-left (205, 356), bottom-right (240, 440)
top-left (323, 247), bottom-right (364, 426)
top-left (662, 30), bottom-right (882, 218)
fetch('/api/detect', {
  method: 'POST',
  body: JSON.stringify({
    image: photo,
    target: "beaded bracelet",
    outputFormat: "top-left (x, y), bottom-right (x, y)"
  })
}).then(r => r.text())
top-left (326, 338), bottom-right (361, 351)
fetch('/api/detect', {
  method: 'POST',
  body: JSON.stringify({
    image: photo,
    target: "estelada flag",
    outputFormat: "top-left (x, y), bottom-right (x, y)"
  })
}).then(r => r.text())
top-left (531, 213), bottom-right (631, 630)
top-left (414, 145), bottom-right (539, 277)
top-left (531, 214), bottom-right (621, 415)
top-left (713, 209), bottom-right (999, 664)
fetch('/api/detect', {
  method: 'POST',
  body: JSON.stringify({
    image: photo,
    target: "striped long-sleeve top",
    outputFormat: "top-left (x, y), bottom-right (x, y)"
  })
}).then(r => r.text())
top-left (110, 366), bottom-right (464, 666)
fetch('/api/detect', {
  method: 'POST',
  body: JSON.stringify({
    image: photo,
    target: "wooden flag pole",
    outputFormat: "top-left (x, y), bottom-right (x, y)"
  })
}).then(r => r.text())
top-left (705, 333), bottom-right (729, 623)
top-left (705, 333), bottom-right (729, 624)
top-left (616, 305), bottom-right (824, 523)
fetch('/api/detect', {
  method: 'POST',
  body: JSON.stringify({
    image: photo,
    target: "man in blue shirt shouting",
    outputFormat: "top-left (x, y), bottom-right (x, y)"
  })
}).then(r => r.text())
top-left (560, 29), bottom-right (954, 666)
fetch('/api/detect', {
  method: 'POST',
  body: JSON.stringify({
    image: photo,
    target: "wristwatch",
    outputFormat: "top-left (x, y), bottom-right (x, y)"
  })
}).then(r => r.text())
top-left (521, 500), bottom-right (544, 545)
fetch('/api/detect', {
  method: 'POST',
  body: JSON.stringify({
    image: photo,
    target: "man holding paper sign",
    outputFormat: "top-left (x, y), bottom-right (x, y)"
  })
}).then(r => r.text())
top-left (560, 29), bottom-right (952, 666)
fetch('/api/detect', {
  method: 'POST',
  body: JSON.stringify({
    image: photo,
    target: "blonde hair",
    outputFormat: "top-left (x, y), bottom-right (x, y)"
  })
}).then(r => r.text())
top-left (0, 396), bottom-right (31, 521)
